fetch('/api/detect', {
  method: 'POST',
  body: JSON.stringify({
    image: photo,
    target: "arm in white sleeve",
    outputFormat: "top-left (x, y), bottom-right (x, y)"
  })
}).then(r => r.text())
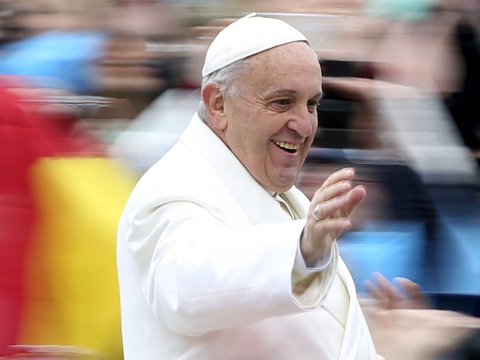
top-left (126, 201), bottom-right (337, 336)
top-left (294, 242), bottom-right (333, 277)
top-left (291, 238), bottom-right (337, 306)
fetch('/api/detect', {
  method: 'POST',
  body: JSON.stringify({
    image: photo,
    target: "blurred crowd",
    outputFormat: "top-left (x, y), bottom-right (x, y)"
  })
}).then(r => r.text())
top-left (1, 0), bottom-right (480, 359)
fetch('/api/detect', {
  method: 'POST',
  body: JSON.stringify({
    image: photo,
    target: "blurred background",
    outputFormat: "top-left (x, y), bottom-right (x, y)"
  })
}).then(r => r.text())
top-left (1, 0), bottom-right (479, 358)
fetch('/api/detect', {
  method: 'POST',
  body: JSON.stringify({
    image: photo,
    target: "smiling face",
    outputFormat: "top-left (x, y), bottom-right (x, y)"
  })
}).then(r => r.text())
top-left (206, 41), bottom-right (322, 193)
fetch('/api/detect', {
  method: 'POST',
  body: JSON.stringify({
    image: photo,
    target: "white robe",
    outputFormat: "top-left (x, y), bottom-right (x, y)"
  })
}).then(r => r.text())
top-left (117, 114), bottom-right (381, 359)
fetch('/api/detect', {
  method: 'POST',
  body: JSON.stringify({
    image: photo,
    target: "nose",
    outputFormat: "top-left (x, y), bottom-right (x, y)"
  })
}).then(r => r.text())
top-left (287, 106), bottom-right (315, 137)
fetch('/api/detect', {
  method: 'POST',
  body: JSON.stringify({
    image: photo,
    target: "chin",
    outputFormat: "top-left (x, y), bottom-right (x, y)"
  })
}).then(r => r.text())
top-left (272, 181), bottom-right (296, 193)
top-left (276, 174), bottom-right (298, 190)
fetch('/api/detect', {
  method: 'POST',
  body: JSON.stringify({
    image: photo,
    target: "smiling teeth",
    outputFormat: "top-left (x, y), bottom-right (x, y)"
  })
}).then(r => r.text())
top-left (273, 140), bottom-right (300, 150)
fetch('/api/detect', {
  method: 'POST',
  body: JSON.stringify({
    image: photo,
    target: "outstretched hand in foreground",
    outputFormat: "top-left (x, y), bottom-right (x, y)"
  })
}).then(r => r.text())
top-left (361, 273), bottom-right (480, 360)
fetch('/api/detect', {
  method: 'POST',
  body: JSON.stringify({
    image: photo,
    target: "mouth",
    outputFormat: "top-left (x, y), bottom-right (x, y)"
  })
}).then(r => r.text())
top-left (272, 140), bottom-right (300, 154)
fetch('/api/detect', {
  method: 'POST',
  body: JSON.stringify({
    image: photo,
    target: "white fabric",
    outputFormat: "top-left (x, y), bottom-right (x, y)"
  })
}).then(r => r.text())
top-left (117, 114), bottom-right (381, 359)
top-left (202, 14), bottom-right (308, 76)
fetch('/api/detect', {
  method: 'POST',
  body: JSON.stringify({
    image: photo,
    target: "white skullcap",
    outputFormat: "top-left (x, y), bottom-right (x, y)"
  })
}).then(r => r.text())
top-left (201, 13), bottom-right (309, 77)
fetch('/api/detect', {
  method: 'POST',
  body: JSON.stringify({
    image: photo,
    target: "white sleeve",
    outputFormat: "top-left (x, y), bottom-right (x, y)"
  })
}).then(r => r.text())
top-left (294, 243), bottom-right (333, 278)
top-left (125, 201), bottom-right (336, 336)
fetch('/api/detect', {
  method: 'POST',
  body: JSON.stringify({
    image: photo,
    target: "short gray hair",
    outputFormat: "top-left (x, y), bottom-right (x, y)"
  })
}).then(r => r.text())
top-left (197, 57), bottom-right (251, 122)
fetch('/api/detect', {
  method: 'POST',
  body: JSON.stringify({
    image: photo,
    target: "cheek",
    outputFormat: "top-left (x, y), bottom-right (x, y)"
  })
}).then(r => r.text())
top-left (238, 116), bottom-right (270, 148)
top-left (307, 116), bottom-right (318, 143)
top-left (225, 122), bottom-right (264, 164)
top-left (311, 114), bottom-right (319, 132)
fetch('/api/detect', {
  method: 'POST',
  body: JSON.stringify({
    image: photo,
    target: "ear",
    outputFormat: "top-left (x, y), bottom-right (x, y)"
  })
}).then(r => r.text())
top-left (201, 82), bottom-right (227, 130)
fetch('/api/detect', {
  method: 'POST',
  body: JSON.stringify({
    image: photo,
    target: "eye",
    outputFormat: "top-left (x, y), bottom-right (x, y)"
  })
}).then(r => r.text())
top-left (269, 98), bottom-right (292, 112)
top-left (307, 99), bottom-right (320, 113)
top-left (275, 99), bottom-right (291, 106)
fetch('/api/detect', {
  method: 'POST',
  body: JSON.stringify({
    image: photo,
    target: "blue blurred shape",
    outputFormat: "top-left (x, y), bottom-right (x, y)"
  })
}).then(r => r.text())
top-left (0, 30), bottom-right (107, 92)
top-left (339, 221), bottom-right (426, 292)
top-left (365, 0), bottom-right (437, 20)
top-left (436, 220), bottom-right (480, 294)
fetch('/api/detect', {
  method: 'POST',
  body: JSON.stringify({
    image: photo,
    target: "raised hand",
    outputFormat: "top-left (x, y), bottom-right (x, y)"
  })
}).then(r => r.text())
top-left (300, 167), bottom-right (366, 264)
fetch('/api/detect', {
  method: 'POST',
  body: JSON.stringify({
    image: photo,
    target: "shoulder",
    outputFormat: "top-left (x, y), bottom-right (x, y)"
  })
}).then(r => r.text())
top-left (123, 140), bottom-right (233, 216)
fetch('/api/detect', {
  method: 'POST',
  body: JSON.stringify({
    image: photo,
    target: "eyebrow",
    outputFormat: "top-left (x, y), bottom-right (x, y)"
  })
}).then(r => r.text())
top-left (268, 89), bottom-right (324, 99)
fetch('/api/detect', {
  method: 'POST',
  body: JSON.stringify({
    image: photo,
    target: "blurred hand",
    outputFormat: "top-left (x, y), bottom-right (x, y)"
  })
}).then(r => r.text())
top-left (300, 167), bottom-right (366, 264)
top-left (361, 273), bottom-right (480, 359)
top-left (362, 305), bottom-right (480, 360)
top-left (364, 272), bottom-right (432, 310)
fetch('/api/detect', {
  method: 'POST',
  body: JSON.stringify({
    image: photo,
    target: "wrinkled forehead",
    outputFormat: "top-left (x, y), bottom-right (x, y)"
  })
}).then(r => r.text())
top-left (237, 42), bottom-right (323, 93)
top-left (254, 41), bottom-right (318, 62)
top-left (244, 42), bottom-right (321, 78)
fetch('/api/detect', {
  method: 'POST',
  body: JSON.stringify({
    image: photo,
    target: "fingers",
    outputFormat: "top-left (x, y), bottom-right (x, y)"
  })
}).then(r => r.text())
top-left (364, 273), bottom-right (432, 310)
top-left (342, 185), bottom-right (366, 218)
top-left (310, 168), bottom-right (355, 218)
top-left (312, 191), bottom-right (349, 221)
top-left (318, 168), bottom-right (355, 192)
top-left (394, 277), bottom-right (432, 309)
top-left (365, 272), bottom-right (404, 309)
top-left (310, 168), bottom-right (366, 222)
top-left (300, 167), bottom-right (366, 264)
top-left (315, 180), bottom-right (352, 204)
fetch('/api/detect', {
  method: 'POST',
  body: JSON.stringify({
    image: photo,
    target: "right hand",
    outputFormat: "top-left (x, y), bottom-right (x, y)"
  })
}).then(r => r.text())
top-left (300, 167), bottom-right (366, 264)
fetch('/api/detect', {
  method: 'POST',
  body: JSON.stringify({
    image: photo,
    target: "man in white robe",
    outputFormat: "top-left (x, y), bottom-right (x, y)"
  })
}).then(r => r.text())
top-left (117, 14), bottom-right (383, 360)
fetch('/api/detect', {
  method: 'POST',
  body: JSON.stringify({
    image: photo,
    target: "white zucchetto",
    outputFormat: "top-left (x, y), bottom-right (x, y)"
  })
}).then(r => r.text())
top-left (201, 13), bottom-right (309, 77)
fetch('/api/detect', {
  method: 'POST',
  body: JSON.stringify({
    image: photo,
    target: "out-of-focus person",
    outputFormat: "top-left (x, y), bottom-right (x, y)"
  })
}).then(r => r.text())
top-left (0, 0), bottom-right (190, 116)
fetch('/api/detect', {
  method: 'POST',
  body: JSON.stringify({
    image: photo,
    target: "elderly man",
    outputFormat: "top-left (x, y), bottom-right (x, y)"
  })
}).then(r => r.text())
top-left (117, 14), bottom-right (381, 359)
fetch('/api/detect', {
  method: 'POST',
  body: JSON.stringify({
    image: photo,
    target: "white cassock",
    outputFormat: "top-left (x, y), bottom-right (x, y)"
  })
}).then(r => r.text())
top-left (117, 114), bottom-right (383, 360)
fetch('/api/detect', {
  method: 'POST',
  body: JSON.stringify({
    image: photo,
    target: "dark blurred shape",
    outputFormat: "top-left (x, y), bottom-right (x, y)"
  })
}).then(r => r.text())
top-left (321, 59), bottom-right (364, 78)
top-left (316, 59), bottom-right (375, 149)
top-left (316, 97), bottom-right (356, 149)
top-left (445, 18), bottom-right (480, 154)
top-left (0, 2), bottom-right (24, 45)
top-left (430, 293), bottom-right (480, 318)
top-left (321, 59), bottom-right (377, 81)
top-left (442, 328), bottom-right (480, 360)
top-left (372, 163), bottom-right (439, 242)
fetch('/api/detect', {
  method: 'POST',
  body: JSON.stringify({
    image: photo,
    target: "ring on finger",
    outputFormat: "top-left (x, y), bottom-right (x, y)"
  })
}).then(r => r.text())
top-left (312, 204), bottom-right (323, 221)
